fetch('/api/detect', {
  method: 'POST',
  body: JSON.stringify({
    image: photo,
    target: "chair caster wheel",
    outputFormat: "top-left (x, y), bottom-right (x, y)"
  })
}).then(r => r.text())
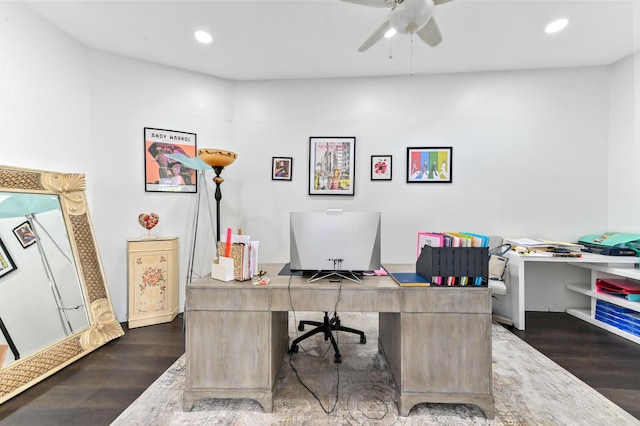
top-left (360, 335), bottom-right (366, 344)
top-left (289, 344), bottom-right (299, 354)
top-left (298, 323), bottom-right (304, 331)
top-left (334, 354), bottom-right (342, 363)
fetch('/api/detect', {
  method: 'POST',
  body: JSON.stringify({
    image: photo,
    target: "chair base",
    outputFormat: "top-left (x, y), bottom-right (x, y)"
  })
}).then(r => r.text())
top-left (288, 312), bottom-right (366, 363)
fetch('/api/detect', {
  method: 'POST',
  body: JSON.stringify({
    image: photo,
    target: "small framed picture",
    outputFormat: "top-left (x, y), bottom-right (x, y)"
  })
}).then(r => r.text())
top-left (13, 221), bottom-right (36, 248)
top-left (309, 136), bottom-right (356, 195)
top-left (371, 155), bottom-right (392, 181)
top-left (0, 238), bottom-right (17, 278)
top-left (406, 146), bottom-right (453, 183)
top-left (272, 157), bottom-right (293, 181)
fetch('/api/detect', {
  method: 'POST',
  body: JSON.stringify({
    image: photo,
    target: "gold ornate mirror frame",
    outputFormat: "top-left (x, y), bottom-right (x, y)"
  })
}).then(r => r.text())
top-left (0, 165), bottom-right (123, 404)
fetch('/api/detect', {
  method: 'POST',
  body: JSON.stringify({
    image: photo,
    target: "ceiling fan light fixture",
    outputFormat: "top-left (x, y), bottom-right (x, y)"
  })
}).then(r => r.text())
top-left (545, 18), bottom-right (568, 34)
top-left (389, 0), bottom-right (434, 34)
top-left (384, 27), bottom-right (397, 38)
top-left (194, 30), bottom-right (213, 44)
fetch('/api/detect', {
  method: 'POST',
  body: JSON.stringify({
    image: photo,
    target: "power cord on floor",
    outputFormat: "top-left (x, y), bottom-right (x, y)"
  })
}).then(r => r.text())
top-left (287, 273), bottom-right (344, 414)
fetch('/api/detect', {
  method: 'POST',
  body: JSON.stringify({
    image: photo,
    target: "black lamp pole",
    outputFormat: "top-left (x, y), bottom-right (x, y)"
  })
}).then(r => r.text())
top-left (197, 148), bottom-right (237, 242)
top-left (212, 165), bottom-right (225, 242)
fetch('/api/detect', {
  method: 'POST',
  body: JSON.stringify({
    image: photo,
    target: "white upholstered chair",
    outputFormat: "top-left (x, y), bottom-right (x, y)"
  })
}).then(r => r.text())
top-left (487, 236), bottom-right (513, 326)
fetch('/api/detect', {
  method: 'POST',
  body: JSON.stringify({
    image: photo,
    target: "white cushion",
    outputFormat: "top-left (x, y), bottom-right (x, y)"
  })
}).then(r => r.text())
top-left (488, 279), bottom-right (507, 296)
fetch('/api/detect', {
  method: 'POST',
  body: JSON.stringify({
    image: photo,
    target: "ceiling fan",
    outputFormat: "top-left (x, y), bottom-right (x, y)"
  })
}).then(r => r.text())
top-left (341, 0), bottom-right (454, 52)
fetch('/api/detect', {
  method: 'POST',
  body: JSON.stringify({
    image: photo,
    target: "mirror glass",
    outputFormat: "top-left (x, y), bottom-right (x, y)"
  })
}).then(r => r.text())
top-left (0, 165), bottom-right (123, 404)
top-left (0, 192), bottom-right (90, 369)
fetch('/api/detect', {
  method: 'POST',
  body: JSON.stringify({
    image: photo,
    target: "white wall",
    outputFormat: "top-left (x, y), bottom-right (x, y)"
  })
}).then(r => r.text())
top-left (87, 51), bottom-right (236, 319)
top-left (0, 2), bottom-right (91, 173)
top-left (231, 71), bottom-right (611, 269)
top-left (2, 3), bottom-right (635, 323)
top-left (608, 53), bottom-right (639, 230)
top-left (608, 0), bottom-right (640, 230)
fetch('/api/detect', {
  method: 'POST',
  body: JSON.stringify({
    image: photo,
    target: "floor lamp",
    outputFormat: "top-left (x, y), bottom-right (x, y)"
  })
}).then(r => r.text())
top-left (197, 148), bottom-right (238, 242)
top-left (166, 150), bottom-right (236, 331)
top-left (25, 213), bottom-right (77, 335)
top-left (165, 153), bottom-right (214, 286)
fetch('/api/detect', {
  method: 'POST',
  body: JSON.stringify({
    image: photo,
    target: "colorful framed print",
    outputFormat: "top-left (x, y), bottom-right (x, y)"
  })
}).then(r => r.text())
top-left (0, 238), bottom-right (17, 278)
top-left (272, 157), bottom-right (293, 181)
top-left (309, 137), bottom-right (356, 196)
top-left (12, 221), bottom-right (36, 248)
top-left (144, 127), bottom-right (198, 193)
top-left (371, 155), bottom-right (392, 181)
top-left (406, 147), bottom-right (452, 183)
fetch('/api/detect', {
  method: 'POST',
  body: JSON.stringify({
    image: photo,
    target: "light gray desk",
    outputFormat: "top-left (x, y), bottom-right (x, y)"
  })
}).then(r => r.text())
top-left (184, 264), bottom-right (494, 418)
top-left (496, 252), bottom-right (638, 330)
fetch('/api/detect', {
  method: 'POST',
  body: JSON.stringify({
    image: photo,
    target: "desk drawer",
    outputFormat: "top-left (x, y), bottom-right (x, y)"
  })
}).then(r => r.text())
top-left (270, 288), bottom-right (402, 312)
top-left (403, 288), bottom-right (490, 313)
top-left (187, 287), bottom-right (270, 311)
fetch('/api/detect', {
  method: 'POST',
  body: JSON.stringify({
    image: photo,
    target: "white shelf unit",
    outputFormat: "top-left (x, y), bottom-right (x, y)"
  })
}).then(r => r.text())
top-left (567, 263), bottom-right (640, 345)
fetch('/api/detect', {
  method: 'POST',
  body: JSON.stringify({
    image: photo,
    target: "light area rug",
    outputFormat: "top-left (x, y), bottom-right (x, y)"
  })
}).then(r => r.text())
top-left (112, 312), bottom-right (639, 425)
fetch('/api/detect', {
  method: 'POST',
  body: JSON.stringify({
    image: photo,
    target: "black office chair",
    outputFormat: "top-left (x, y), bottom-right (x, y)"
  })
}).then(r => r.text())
top-left (288, 311), bottom-right (366, 363)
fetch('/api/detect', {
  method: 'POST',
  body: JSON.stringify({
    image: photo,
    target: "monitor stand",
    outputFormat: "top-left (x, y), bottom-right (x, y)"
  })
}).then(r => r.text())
top-left (307, 270), bottom-right (362, 284)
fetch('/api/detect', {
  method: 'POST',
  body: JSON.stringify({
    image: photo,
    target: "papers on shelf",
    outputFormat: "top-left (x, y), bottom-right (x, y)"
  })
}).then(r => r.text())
top-left (507, 237), bottom-right (584, 257)
top-left (507, 238), bottom-right (551, 248)
top-left (522, 250), bottom-right (553, 257)
top-left (541, 240), bottom-right (584, 250)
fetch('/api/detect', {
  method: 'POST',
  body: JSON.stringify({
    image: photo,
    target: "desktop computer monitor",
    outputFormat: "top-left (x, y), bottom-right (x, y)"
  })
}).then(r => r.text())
top-left (289, 210), bottom-right (381, 278)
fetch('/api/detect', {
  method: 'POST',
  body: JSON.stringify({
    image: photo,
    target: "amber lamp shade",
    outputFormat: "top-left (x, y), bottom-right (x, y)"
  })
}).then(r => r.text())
top-left (197, 148), bottom-right (238, 241)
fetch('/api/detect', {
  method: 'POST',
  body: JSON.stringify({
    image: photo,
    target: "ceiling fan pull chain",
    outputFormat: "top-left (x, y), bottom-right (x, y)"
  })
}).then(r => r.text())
top-left (410, 33), bottom-right (414, 76)
top-left (389, 39), bottom-right (393, 59)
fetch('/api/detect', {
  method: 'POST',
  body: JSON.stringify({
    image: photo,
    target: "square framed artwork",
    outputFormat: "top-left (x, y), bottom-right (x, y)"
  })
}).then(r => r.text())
top-left (406, 146), bottom-right (452, 183)
top-left (308, 137), bottom-right (356, 195)
top-left (0, 238), bottom-right (17, 278)
top-left (371, 155), bottom-right (392, 181)
top-left (12, 221), bottom-right (36, 248)
top-left (144, 127), bottom-right (198, 193)
top-left (272, 157), bottom-right (293, 181)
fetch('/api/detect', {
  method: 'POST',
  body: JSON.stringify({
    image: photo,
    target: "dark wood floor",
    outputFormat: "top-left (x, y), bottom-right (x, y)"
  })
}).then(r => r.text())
top-left (0, 315), bottom-right (186, 426)
top-left (1, 312), bottom-right (639, 425)
top-left (509, 312), bottom-right (640, 421)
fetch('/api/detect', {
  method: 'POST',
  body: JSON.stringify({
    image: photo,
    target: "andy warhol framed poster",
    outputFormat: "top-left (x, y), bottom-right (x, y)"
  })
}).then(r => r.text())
top-left (144, 128), bottom-right (198, 193)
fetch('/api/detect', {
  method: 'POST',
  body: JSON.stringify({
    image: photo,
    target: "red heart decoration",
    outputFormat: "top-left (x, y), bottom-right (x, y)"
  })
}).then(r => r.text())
top-left (138, 213), bottom-right (159, 231)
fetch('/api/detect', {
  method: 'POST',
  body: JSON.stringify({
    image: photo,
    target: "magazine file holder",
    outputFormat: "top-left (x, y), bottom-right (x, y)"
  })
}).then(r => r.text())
top-left (212, 256), bottom-right (234, 282)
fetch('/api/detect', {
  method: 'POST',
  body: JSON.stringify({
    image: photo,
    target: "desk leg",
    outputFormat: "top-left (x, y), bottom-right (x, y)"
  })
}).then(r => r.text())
top-left (512, 260), bottom-right (525, 330)
top-left (183, 310), bottom-right (288, 412)
top-left (379, 311), bottom-right (494, 418)
top-left (492, 259), bottom-right (525, 330)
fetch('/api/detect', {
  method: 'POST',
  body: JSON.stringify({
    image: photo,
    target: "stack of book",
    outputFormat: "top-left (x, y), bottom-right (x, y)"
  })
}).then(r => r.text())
top-left (578, 232), bottom-right (640, 256)
top-left (216, 230), bottom-right (259, 281)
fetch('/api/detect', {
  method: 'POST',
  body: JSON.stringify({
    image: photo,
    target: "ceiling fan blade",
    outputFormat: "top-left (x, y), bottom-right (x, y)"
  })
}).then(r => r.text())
top-left (341, 0), bottom-right (395, 8)
top-left (433, 0), bottom-right (454, 5)
top-left (358, 20), bottom-right (392, 52)
top-left (417, 17), bottom-right (442, 47)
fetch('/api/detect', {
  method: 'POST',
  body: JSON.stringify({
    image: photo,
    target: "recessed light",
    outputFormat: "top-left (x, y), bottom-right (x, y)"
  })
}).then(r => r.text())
top-left (545, 18), bottom-right (568, 34)
top-left (194, 30), bottom-right (213, 44)
top-left (384, 28), bottom-right (396, 38)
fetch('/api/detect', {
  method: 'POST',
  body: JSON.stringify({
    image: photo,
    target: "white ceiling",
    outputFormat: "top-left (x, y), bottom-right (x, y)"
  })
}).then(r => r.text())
top-left (24, 0), bottom-right (639, 81)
